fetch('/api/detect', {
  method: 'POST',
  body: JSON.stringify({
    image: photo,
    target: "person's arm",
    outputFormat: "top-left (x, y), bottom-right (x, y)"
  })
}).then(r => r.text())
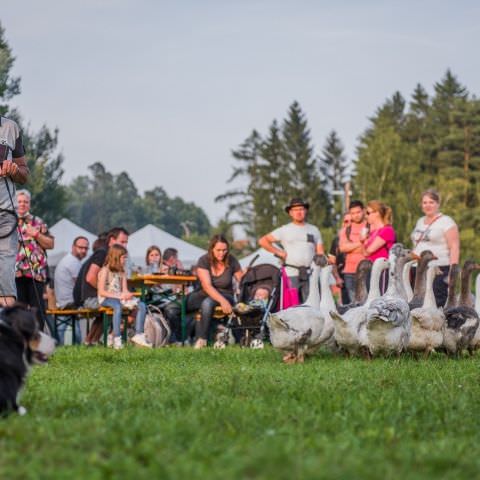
top-left (445, 225), bottom-right (460, 265)
top-left (86, 263), bottom-right (101, 289)
top-left (316, 243), bottom-right (325, 255)
top-left (1, 156), bottom-right (29, 184)
top-left (197, 267), bottom-right (233, 314)
top-left (339, 229), bottom-right (363, 254)
top-left (121, 274), bottom-right (134, 300)
top-left (24, 221), bottom-right (54, 250)
top-left (258, 233), bottom-right (286, 261)
top-left (363, 236), bottom-right (387, 256)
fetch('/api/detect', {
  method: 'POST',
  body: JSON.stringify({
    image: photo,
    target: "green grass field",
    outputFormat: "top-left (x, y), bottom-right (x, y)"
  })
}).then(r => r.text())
top-left (1, 346), bottom-right (480, 480)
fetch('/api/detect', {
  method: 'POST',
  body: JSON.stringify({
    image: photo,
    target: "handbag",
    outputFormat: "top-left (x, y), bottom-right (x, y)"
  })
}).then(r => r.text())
top-left (281, 267), bottom-right (300, 309)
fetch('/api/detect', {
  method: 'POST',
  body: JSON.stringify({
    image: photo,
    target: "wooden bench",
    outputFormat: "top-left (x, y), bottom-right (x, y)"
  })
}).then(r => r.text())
top-left (46, 308), bottom-right (99, 345)
top-left (47, 306), bottom-right (134, 347)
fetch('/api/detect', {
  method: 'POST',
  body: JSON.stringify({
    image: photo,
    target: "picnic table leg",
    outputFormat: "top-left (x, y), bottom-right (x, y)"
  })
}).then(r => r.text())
top-left (181, 285), bottom-right (187, 343)
top-left (71, 315), bottom-right (76, 345)
top-left (103, 312), bottom-right (109, 347)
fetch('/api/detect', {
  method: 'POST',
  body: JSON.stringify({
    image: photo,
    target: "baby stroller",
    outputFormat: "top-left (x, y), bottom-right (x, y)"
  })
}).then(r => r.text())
top-left (217, 263), bottom-right (281, 348)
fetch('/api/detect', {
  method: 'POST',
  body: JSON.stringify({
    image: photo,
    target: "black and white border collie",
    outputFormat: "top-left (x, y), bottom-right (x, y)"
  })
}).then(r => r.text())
top-left (0, 305), bottom-right (55, 416)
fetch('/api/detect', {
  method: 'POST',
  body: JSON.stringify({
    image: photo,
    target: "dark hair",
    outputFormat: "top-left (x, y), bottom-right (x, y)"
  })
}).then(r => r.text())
top-left (421, 188), bottom-right (441, 204)
top-left (208, 234), bottom-right (230, 269)
top-left (107, 227), bottom-right (129, 245)
top-left (72, 236), bottom-right (89, 246)
top-left (145, 245), bottom-right (162, 267)
top-left (349, 200), bottom-right (364, 210)
top-left (163, 248), bottom-right (178, 262)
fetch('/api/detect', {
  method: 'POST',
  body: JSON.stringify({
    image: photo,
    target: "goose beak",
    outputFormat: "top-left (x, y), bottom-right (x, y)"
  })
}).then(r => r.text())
top-left (410, 253), bottom-right (421, 261)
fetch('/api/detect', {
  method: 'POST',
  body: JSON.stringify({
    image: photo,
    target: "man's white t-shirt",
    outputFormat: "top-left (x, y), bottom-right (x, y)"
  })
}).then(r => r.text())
top-left (271, 222), bottom-right (323, 276)
top-left (411, 214), bottom-right (457, 266)
top-left (54, 253), bottom-right (82, 308)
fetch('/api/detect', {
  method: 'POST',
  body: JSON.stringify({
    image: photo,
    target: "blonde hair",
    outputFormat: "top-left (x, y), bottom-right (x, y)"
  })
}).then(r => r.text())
top-left (105, 244), bottom-right (128, 273)
top-left (367, 200), bottom-right (393, 225)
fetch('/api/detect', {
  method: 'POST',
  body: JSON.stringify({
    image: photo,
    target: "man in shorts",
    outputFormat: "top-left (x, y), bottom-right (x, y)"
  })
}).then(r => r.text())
top-left (258, 198), bottom-right (324, 302)
top-left (0, 115), bottom-right (29, 307)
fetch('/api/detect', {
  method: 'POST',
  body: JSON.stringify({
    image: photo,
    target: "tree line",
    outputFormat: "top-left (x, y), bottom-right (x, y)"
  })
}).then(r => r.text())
top-left (0, 24), bottom-right (211, 241)
top-left (218, 72), bottom-right (480, 260)
top-left (3, 22), bottom-right (479, 259)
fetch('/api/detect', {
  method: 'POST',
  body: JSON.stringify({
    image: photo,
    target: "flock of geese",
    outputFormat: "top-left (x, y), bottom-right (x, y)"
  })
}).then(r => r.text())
top-left (267, 244), bottom-right (480, 363)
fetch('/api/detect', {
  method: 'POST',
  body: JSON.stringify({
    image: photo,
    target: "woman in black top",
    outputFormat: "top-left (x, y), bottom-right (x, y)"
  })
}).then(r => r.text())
top-left (189, 234), bottom-right (243, 349)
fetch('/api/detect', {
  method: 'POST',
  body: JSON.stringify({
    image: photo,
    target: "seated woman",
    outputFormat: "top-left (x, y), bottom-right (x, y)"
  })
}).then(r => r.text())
top-left (97, 245), bottom-right (152, 349)
top-left (164, 235), bottom-right (243, 348)
top-left (145, 245), bottom-right (162, 273)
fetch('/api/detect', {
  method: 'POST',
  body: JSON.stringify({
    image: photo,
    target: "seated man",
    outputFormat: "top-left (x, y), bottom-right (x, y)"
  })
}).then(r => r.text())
top-left (54, 236), bottom-right (90, 344)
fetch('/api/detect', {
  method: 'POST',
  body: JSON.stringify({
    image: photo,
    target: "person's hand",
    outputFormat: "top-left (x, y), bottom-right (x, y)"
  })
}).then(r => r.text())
top-left (219, 298), bottom-right (233, 315)
top-left (335, 276), bottom-right (344, 288)
top-left (25, 224), bottom-right (40, 239)
top-left (276, 251), bottom-right (287, 261)
top-left (0, 160), bottom-right (19, 177)
top-left (121, 292), bottom-right (134, 301)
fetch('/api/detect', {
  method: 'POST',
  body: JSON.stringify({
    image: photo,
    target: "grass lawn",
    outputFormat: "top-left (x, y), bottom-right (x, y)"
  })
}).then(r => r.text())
top-left (1, 346), bottom-right (480, 480)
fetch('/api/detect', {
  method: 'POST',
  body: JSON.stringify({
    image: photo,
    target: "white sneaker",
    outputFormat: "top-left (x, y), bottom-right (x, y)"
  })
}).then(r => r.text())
top-left (107, 334), bottom-right (114, 347)
top-left (113, 336), bottom-right (123, 350)
top-left (131, 333), bottom-right (153, 348)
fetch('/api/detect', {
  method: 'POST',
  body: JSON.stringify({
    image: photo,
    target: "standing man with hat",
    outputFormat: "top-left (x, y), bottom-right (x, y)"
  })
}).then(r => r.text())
top-left (258, 198), bottom-right (324, 302)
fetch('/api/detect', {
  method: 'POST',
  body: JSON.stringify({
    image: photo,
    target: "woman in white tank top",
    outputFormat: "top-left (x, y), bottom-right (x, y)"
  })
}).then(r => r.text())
top-left (410, 189), bottom-right (459, 307)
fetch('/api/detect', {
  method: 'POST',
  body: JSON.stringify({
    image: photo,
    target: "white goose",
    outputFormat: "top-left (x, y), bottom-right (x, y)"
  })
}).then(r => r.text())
top-left (408, 251), bottom-right (438, 310)
top-left (402, 260), bottom-right (415, 303)
top-left (443, 260), bottom-right (480, 356)
top-left (364, 244), bottom-right (416, 356)
top-left (408, 262), bottom-right (446, 355)
top-left (330, 257), bottom-right (389, 356)
top-left (268, 259), bottom-right (325, 363)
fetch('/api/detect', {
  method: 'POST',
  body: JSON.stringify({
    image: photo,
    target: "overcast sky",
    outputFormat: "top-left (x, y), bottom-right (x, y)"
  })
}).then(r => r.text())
top-left (2, 1), bottom-right (479, 224)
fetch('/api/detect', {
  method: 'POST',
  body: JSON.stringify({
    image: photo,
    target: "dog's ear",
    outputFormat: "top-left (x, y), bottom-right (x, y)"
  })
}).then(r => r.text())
top-left (2, 305), bottom-right (38, 340)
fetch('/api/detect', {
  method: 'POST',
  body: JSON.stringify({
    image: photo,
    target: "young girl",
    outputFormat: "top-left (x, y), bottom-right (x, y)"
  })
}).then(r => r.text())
top-left (97, 245), bottom-right (151, 349)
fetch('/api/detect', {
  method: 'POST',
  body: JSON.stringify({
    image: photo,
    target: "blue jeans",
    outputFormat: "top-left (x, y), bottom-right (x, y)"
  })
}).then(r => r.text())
top-left (101, 298), bottom-right (147, 337)
top-left (57, 316), bottom-right (82, 345)
top-left (343, 274), bottom-right (356, 304)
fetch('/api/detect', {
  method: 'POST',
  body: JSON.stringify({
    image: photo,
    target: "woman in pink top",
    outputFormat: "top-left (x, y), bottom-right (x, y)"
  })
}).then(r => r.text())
top-left (360, 200), bottom-right (396, 293)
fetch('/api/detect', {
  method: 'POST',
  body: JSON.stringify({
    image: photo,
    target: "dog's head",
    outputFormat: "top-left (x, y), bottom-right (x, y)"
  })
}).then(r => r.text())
top-left (0, 305), bottom-right (55, 365)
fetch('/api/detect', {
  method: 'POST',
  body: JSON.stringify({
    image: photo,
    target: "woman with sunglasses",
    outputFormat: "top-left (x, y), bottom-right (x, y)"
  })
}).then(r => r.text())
top-left (360, 201), bottom-right (396, 293)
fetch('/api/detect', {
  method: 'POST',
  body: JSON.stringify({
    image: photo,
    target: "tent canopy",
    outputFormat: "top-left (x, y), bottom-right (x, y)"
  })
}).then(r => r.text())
top-left (127, 224), bottom-right (206, 268)
top-left (48, 218), bottom-right (97, 267)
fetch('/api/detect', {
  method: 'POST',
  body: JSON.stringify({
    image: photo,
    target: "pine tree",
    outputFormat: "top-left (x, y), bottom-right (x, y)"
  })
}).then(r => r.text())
top-left (281, 101), bottom-right (330, 228)
top-left (215, 130), bottom-right (262, 238)
top-left (319, 130), bottom-right (350, 222)
top-left (0, 23), bottom-right (21, 115)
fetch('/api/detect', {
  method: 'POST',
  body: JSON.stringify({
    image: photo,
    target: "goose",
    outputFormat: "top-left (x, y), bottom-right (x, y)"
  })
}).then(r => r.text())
top-left (268, 258), bottom-right (325, 363)
top-left (444, 261), bottom-right (480, 356)
top-left (402, 260), bottom-right (415, 303)
top-left (470, 273), bottom-right (480, 352)
top-left (408, 262), bottom-right (446, 355)
top-left (408, 251), bottom-right (437, 310)
top-left (330, 257), bottom-right (389, 356)
top-left (336, 260), bottom-right (372, 314)
top-left (364, 244), bottom-right (417, 356)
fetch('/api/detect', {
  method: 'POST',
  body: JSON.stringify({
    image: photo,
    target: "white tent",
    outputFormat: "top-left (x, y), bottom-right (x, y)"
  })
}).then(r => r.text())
top-left (128, 224), bottom-right (206, 268)
top-left (240, 248), bottom-right (281, 269)
top-left (48, 218), bottom-right (97, 266)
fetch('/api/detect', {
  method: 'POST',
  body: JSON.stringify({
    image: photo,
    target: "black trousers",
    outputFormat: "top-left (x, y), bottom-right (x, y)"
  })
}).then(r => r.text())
top-left (411, 265), bottom-right (450, 308)
top-left (163, 290), bottom-right (235, 341)
top-left (15, 276), bottom-right (46, 328)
